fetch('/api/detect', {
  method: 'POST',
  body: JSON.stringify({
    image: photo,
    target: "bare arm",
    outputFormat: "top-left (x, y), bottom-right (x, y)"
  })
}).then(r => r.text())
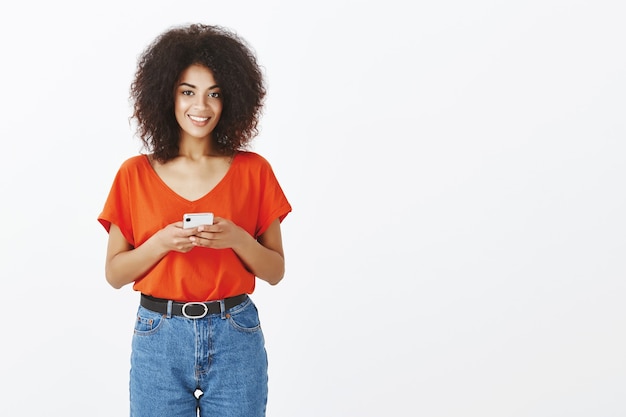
top-left (191, 217), bottom-right (286, 285)
top-left (104, 222), bottom-right (197, 289)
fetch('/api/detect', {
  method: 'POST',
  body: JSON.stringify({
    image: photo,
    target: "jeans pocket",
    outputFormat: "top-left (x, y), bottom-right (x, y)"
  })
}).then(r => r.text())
top-left (228, 300), bottom-right (262, 333)
top-left (134, 306), bottom-right (164, 336)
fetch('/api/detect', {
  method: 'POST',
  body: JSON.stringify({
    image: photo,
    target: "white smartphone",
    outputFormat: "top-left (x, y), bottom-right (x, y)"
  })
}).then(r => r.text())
top-left (183, 212), bottom-right (214, 229)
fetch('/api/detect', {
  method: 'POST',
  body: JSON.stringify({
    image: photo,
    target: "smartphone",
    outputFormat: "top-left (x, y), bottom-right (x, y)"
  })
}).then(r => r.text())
top-left (183, 212), bottom-right (214, 229)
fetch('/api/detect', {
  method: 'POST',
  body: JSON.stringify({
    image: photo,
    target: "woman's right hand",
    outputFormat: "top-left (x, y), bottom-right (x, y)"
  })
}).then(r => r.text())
top-left (155, 221), bottom-right (198, 253)
top-left (105, 221), bottom-right (198, 289)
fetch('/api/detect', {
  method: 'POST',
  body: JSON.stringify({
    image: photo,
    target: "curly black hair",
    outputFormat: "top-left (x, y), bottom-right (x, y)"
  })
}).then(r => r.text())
top-left (130, 24), bottom-right (266, 162)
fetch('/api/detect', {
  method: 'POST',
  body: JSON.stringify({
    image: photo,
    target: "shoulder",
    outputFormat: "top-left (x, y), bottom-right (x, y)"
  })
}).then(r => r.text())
top-left (233, 151), bottom-right (284, 186)
top-left (109, 155), bottom-right (151, 183)
top-left (234, 151), bottom-right (272, 169)
top-left (118, 154), bottom-right (150, 172)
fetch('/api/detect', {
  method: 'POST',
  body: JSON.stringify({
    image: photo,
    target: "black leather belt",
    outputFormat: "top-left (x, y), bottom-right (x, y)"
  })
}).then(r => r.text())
top-left (140, 294), bottom-right (248, 319)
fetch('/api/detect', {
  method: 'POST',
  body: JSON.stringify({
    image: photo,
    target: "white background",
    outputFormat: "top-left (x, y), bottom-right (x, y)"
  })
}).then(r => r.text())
top-left (1, 1), bottom-right (624, 416)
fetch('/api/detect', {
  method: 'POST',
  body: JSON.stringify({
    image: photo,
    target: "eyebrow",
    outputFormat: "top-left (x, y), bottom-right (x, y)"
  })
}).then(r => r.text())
top-left (178, 82), bottom-right (220, 90)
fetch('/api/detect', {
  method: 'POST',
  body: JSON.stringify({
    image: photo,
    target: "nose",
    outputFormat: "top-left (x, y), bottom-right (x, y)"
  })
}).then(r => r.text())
top-left (193, 94), bottom-right (210, 108)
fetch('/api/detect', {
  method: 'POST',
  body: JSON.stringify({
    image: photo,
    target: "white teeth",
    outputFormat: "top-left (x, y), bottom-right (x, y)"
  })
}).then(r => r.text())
top-left (189, 115), bottom-right (209, 122)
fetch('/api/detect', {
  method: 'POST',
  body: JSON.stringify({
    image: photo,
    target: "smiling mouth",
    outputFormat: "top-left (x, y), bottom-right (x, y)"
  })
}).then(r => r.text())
top-left (189, 115), bottom-right (209, 122)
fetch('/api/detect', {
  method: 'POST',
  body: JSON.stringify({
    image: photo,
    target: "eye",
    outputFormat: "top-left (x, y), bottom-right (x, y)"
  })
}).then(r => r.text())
top-left (209, 92), bottom-right (221, 99)
top-left (182, 90), bottom-right (194, 96)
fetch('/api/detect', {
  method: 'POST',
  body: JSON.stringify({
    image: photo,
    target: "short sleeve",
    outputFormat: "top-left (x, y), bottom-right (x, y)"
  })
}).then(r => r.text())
top-left (97, 160), bottom-right (136, 246)
top-left (255, 158), bottom-right (292, 237)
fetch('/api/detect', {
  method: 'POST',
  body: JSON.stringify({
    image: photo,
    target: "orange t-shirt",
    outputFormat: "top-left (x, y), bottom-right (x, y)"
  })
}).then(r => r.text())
top-left (98, 151), bottom-right (291, 302)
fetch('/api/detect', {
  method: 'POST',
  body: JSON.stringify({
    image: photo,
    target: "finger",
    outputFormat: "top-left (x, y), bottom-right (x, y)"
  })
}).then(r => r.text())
top-left (197, 224), bottom-right (220, 234)
top-left (190, 234), bottom-right (212, 247)
top-left (176, 240), bottom-right (194, 251)
top-left (188, 235), bottom-right (201, 247)
top-left (212, 217), bottom-right (230, 227)
top-left (178, 224), bottom-right (200, 234)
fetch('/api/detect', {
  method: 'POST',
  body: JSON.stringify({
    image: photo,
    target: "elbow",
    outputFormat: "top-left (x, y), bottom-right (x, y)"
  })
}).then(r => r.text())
top-left (256, 264), bottom-right (284, 286)
top-left (105, 274), bottom-right (124, 290)
top-left (250, 253), bottom-right (285, 285)
top-left (268, 275), bottom-right (284, 286)
top-left (107, 279), bottom-right (125, 290)
top-left (105, 266), bottom-right (127, 290)
top-left (267, 266), bottom-right (285, 286)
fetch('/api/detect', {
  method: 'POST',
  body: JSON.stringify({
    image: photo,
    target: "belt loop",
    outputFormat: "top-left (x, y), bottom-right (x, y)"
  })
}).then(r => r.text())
top-left (219, 299), bottom-right (226, 319)
top-left (166, 300), bottom-right (173, 318)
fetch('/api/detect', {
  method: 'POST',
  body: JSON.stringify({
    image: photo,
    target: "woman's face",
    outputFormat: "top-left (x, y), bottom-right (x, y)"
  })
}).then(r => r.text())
top-left (174, 64), bottom-right (223, 141)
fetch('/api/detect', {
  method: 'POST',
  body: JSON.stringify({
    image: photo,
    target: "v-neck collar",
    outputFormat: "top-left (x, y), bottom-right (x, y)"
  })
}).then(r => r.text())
top-left (141, 152), bottom-right (240, 204)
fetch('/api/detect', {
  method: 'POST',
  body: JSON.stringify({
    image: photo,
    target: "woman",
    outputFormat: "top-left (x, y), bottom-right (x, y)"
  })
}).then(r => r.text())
top-left (98, 23), bottom-right (291, 417)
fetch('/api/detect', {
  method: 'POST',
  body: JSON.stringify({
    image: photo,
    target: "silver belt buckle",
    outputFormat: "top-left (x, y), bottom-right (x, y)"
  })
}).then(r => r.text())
top-left (181, 302), bottom-right (209, 319)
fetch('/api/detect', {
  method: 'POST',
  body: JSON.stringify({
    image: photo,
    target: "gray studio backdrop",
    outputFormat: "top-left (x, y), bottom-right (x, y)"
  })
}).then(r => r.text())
top-left (1, 1), bottom-right (624, 416)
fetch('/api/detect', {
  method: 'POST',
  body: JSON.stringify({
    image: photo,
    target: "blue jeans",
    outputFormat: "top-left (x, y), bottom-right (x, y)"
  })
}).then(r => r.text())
top-left (129, 296), bottom-right (268, 417)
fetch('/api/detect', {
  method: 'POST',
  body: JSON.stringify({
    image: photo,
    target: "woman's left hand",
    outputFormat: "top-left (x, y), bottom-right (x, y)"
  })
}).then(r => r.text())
top-left (189, 216), bottom-right (252, 250)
